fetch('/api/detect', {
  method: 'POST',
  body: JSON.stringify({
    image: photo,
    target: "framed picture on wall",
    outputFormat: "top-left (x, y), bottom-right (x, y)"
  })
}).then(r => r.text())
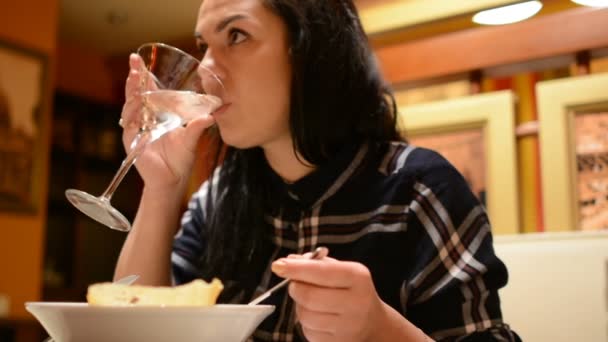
top-left (537, 73), bottom-right (608, 231)
top-left (397, 90), bottom-right (519, 234)
top-left (0, 40), bottom-right (48, 213)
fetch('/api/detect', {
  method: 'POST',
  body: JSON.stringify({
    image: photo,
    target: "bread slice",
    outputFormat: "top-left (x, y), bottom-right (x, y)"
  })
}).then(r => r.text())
top-left (87, 279), bottom-right (223, 307)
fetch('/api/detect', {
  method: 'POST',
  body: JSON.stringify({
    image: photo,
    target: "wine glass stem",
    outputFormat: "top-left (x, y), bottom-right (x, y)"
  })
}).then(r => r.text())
top-left (100, 129), bottom-right (151, 201)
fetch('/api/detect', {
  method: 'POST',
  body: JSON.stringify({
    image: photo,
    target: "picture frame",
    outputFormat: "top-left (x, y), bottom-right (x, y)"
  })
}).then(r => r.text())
top-left (537, 72), bottom-right (608, 231)
top-left (0, 40), bottom-right (48, 213)
top-left (397, 90), bottom-right (519, 234)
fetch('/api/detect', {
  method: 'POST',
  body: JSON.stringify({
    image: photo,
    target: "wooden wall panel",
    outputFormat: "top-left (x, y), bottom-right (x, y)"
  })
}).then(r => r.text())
top-left (376, 7), bottom-right (608, 86)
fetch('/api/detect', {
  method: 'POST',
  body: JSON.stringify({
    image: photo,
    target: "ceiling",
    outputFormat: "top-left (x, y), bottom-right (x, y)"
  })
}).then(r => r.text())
top-left (57, 0), bottom-right (423, 56)
top-left (59, 0), bottom-right (204, 55)
top-left (59, 0), bottom-right (583, 57)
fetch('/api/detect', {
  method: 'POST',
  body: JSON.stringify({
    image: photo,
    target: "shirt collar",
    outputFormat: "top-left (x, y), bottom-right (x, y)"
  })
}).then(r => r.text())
top-left (266, 142), bottom-right (368, 209)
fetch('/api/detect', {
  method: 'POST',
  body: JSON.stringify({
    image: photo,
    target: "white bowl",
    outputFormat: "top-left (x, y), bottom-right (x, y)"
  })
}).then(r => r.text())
top-left (26, 302), bottom-right (274, 342)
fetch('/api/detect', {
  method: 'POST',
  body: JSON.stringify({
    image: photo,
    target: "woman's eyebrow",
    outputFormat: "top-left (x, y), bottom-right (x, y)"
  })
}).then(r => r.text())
top-left (195, 14), bottom-right (249, 40)
top-left (215, 14), bottom-right (247, 33)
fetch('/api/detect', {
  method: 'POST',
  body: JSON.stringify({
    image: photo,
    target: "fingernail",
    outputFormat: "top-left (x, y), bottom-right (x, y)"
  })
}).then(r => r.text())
top-left (129, 53), bottom-right (141, 68)
top-left (272, 259), bottom-right (287, 276)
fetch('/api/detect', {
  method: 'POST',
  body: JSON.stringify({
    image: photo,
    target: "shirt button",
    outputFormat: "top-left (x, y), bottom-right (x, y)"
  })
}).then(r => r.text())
top-left (287, 191), bottom-right (300, 201)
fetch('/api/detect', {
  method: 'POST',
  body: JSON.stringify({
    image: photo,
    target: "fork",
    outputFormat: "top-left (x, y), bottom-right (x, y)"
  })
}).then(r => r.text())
top-left (248, 247), bottom-right (329, 305)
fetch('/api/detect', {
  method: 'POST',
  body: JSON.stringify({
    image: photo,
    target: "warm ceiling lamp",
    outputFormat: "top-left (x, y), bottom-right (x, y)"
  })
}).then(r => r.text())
top-left (472, 1), bottom-right (543, 25)
top-left (571, 0), bottom-right (608, 6)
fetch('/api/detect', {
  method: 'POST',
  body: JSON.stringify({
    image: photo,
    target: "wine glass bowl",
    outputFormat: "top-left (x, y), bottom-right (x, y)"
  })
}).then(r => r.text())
top-left (65, 43), bottom-right (223, 231)
top-left (138, 43), bottom-right (200, 89)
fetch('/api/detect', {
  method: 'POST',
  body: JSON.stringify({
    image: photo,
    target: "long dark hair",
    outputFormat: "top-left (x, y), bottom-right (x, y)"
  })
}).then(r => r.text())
top-left (197, 0), bottom-right (404, 302)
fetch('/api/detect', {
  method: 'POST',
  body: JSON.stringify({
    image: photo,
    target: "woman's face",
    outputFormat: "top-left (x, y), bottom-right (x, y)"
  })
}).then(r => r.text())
top-left (195, 0), bottom-right (292, 149)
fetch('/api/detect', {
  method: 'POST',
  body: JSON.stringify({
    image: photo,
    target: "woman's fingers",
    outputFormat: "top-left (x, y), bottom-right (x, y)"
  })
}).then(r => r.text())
top-left (121, 93), bottom-right (143, 127)
top-left (121, 55), bottom-right (145, 130)
top-left (295, 304), bottom-right (339, 334)
top-left (125, 71), bottom-right (140, 99)
top-left (125, 54), bottom-right (143, 98)
top-left (120, 92), bottom-right (143, 153)
top-left (130, 53), bottom-right (160, 93)
top-left (129, 53), bottom-right (142, 69)
top-left (288, 254), bottom-right (306, 259)
top-left (182, 115), bottom-right (216, 153)
top-left (272, 257), bottom-right (357, 289)
top-left (289, 281), bottom-right (347, 314)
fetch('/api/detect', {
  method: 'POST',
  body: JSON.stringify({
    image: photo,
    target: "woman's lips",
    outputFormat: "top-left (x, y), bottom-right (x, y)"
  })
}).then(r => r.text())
top-left (212, 103), bottom-right (231, 117)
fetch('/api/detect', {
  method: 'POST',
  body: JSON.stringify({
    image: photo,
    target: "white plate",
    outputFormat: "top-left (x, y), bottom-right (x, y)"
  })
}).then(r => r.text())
top-left (26, 302), bottom-right (274, 342)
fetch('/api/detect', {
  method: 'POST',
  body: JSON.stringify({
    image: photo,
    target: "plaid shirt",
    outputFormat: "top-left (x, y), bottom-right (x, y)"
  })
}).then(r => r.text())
top-left (172, 141), bottom-right (520, 341)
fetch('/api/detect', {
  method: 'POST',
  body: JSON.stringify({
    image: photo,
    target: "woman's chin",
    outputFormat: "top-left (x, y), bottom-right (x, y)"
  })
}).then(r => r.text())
top-left (218, 130), bottom-right (259, 150)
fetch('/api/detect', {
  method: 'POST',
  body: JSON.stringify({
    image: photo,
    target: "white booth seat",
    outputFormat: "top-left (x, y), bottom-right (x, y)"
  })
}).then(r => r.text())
top-left (494, 231), bottom-right (608, 342)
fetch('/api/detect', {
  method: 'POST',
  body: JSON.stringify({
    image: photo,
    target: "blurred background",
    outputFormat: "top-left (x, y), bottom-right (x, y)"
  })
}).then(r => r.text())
top-left (1, 0), bottom-right (607, 341)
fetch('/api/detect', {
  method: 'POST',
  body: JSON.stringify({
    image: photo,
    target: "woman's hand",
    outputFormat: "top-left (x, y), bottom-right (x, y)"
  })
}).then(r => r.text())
top-left (271, 254), bottom-right (385, 342)
top-left (120, 53), bottom-right (216, 195)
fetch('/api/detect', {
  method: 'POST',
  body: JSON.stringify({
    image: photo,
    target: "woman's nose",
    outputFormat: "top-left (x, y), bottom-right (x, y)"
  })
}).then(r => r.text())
top-left (198, 63), bottom-right (225, 99)
top-left (199, 49), bottom-right (225, 78)
top-left (198, 50), bottom-right (226, 97)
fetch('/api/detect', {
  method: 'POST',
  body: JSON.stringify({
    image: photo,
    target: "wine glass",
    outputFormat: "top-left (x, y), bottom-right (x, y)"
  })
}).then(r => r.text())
top-left (65, 42), bottom-right (223, 232)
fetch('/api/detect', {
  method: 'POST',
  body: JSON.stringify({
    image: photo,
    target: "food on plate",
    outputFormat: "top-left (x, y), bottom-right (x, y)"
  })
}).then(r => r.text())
top-left (87, 279), bottom-right (223, 307)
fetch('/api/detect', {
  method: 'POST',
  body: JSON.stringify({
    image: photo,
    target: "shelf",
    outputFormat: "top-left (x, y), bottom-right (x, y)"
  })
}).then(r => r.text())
top-left (82, 155), bottom-right (122, 171)
top-left (44, 92), bottom-right (136, 304)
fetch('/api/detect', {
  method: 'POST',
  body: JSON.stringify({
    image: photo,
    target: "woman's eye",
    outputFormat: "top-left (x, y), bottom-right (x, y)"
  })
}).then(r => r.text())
top-left (228, 29), bottom-right (247, 45)
top-left (197, 42), bottom-right (208, 55)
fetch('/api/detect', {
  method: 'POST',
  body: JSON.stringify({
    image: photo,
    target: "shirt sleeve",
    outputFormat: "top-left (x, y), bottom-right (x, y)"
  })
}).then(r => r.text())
top-left (401, 149), bottom-right (520, 341)
top-left (171, 180), bottom-right (210, 285)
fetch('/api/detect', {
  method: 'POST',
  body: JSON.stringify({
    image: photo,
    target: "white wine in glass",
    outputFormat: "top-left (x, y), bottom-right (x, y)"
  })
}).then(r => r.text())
top-left (65, 43), bottom-right (223, 231)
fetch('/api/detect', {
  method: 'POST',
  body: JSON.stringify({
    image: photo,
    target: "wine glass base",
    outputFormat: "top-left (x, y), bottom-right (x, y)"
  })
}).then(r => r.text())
top-left (65, 189), bottom-right (132, 232)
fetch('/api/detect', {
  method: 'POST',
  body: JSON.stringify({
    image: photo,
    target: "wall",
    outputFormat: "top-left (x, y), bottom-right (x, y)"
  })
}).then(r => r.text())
top-left (56, 42), bottom-right (119, 104)
top-left (0, 0), bottom-right (58, 318)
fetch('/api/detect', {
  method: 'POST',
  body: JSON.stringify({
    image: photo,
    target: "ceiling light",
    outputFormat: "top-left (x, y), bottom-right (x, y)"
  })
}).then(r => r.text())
top-left (571, 0), bottom-right (608, 7)
top-left (472, 1), bottom-right (543, 25)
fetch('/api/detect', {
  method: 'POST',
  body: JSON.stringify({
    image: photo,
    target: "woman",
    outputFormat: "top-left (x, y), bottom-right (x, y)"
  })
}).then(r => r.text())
top-left (115, 0), bottom-right (520, 341)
